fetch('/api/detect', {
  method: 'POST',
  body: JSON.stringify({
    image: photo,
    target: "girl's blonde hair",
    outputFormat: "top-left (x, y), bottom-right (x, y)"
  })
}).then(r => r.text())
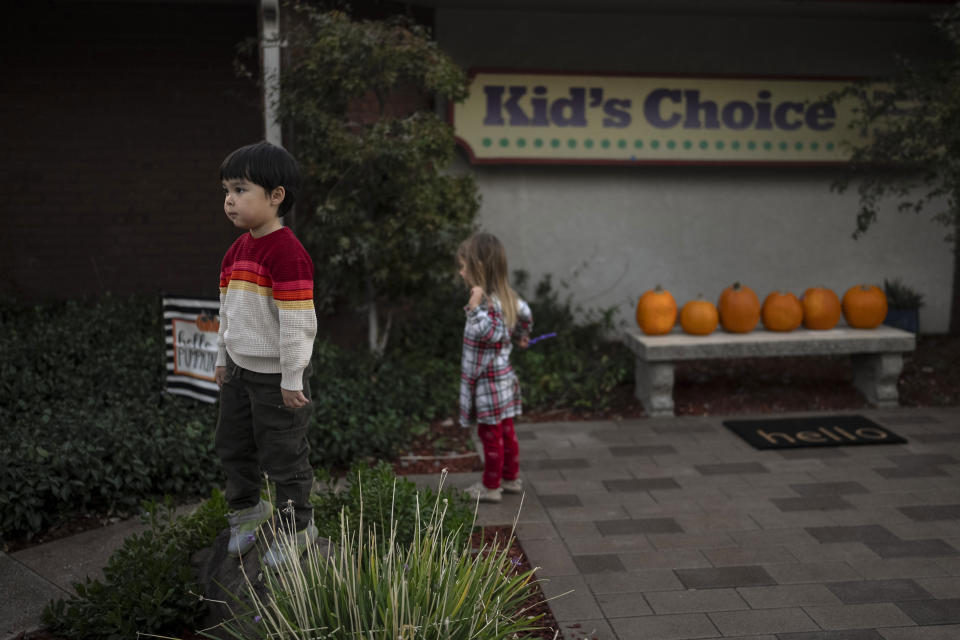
top-left (457, 232), bottom-right (519, 329)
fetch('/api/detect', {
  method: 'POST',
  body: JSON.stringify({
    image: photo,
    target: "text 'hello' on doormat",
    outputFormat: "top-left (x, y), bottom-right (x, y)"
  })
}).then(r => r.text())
top-left (723, 415), bottom-right (907, 450)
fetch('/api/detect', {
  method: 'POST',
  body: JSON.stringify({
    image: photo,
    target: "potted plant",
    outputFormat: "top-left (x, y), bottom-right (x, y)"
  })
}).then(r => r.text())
top-left (883, 278), bottom-right (924, 333)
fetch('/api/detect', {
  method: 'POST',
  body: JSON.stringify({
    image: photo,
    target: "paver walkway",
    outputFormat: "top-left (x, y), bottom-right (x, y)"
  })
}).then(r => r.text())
top-left (437, 407), bottom-right (960, 640)
top-left (4, 407), bottom-right (959, 640)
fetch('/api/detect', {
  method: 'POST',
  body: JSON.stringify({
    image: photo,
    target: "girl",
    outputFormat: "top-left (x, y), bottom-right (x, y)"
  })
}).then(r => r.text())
top-left (457, 232), bottom-right (533, 503)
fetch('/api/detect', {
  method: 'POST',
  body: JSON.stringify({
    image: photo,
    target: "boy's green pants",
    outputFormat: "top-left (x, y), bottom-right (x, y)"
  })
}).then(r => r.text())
top-left (216, 356), bottom-right (314, 531)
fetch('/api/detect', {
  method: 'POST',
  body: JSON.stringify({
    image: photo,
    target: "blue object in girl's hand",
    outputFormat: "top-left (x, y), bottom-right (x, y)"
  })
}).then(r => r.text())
top-left (528, 332), bottom-right (557, 345)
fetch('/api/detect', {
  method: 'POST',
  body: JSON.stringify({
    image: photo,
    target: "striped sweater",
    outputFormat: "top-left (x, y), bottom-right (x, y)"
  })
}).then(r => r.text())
top-left (216, 227), bottom-right (317, 391)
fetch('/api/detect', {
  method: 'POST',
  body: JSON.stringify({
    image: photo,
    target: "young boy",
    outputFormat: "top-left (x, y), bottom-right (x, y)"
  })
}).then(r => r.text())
top-left (214, 141), bottom-right (318, 569)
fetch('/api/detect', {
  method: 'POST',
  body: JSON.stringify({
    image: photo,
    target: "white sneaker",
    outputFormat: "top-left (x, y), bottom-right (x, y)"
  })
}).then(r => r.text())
top-left (262, 521), bottom-right (319, 570)
top-left (501, 478), bottom-right (523, 494)
top-left (465, 481), bottom-right (503, 503)
top-left (226, 499), bottom-right (272, 557)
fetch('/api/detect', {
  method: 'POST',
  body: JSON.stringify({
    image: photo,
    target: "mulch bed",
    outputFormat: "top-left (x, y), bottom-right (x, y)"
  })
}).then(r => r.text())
top-left (515, 333), bottom-right (960, 422)
top-left (392, 416), bottom-right (484, 476)
top-left (898, 334), bottom-right (960, 406)
top-left (472, 525), bottom-right (560, 640)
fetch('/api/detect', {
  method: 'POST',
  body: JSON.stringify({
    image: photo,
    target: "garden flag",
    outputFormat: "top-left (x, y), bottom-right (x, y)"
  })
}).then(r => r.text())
top-left (162, 295), bottom-right (220, 403)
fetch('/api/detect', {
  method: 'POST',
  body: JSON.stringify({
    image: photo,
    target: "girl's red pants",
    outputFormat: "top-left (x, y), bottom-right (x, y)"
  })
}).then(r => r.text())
top-left (477, 417), bottom-right (519, 489)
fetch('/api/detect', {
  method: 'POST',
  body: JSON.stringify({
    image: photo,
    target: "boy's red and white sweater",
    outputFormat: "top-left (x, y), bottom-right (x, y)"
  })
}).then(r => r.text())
top-left (216, 227), bottom-right (317, 391)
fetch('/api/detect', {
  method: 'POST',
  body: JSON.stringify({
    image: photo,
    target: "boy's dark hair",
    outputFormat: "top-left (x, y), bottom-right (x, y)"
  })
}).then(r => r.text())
top-left (220, 141), bottom-right (301, 217)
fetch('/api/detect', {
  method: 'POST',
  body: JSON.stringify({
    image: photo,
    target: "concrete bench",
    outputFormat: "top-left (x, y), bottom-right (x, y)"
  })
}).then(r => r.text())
top-left (622, 326), bottom-right (916, 417)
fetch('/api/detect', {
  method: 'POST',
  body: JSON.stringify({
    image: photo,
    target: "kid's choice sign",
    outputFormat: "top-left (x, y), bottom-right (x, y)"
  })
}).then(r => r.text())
top-left (452, 71), bottom-right (865, 165)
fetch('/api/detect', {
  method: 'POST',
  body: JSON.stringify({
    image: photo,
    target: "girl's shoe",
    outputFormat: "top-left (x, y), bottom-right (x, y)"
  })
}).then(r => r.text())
top-left (465, 481), bottom-right (503, 503)
top-left (262, 521), bottom-right (319, 570)
top-left (227, 499), bottom-right (273, 557)
top-left (501, 478), bottom-right (523, 494)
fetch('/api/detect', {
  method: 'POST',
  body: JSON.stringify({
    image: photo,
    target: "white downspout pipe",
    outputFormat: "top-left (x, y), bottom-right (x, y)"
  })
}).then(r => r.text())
top-left (260, 0), bottom-right (281, 146)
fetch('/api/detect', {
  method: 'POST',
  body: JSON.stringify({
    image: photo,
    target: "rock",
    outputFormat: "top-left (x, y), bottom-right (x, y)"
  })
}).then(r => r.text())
top-left (191, 528), bottom-right (335, 639)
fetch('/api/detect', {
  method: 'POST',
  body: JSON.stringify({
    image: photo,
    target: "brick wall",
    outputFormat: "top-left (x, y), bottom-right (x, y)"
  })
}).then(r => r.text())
top-left (1, 2), bottom-right (262, 301)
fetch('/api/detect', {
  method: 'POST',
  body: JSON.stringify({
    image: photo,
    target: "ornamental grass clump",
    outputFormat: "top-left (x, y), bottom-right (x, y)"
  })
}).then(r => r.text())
top-left (223, 471), bottom-right (545, 640)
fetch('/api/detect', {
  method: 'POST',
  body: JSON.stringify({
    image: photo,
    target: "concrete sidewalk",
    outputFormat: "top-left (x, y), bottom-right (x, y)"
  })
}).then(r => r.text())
top-left (4, 407), bottom-right (960, 640)
top-left (2, 502), bottom-right (202, 640)
top-left (441, 406), bottom-right (960, 640)
top-left (2, 514), bottom-right (151, 638)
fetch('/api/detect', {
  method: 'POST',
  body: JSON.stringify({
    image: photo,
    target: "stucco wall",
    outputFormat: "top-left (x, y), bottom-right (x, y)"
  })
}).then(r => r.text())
top-left (437, 4), bottom-right (953, 332)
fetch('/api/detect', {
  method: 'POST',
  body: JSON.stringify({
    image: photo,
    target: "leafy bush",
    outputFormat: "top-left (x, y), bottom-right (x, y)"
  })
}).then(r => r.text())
top-left (41, 469), bottom-right (482, 640)
top-left (388, 277), bottom-right (469, 361)
top-left (386, 271), bottom-right (634, 416)
top-left (512, 272), bottom-right (633, 413)
top-left (307, 342), bottom-right (459, 469)
top-left (1, 409), bottom-right (219, 541)
top-left (884, 277), bottom-right (925, 310)
top-left (0, 291), bottom-right (462, 541)
top-left (0, 295), bottom-right (221, 541)
top-left (42, 490), bottom-right (228, 640)
top-left (311, 461), bottom-right (474, 550)
top-left (2, 270), bottom-right (628, 541)
top-left (225, 473), bottom-right (542, 640)
top-left (0, 292), bottom-right (459, 540)
top-left (276, 2), bottom-right (478, 354)
top-left (305, 277), bottom-right (467, 467)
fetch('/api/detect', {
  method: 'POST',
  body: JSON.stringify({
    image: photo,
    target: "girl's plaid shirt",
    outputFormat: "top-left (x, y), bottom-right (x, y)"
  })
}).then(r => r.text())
top-left (459, 295), bottom-right (533, 427)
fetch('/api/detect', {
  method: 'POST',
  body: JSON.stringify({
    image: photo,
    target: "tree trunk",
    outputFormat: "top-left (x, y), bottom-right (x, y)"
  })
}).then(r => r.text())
top-left (365, 276), bottom-right (392, 355)
top-left (366, 275), bottom-right (380, 354)
top-left (950, 215), bottom-right (960, 335)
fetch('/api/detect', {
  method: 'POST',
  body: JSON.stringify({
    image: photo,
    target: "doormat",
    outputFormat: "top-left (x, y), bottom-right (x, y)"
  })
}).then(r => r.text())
top-left (723, 415), bottom-right (907, 450)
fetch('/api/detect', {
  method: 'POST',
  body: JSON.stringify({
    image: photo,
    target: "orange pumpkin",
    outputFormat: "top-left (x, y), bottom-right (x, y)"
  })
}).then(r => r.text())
top-left (802, 287), bottom-right (842, 330)
top-left (842, 284), bottom-right (888, 329)
top-left (636, 285), bottom-right (677, 335)
top-left (196, 313), bottom-right (220, 333)
top-left (680, 297), bottom-right (719, 335)
top-left (761, 291), bottom-right (803, 332)
top-left (718, 282), bottom-right (760, 333)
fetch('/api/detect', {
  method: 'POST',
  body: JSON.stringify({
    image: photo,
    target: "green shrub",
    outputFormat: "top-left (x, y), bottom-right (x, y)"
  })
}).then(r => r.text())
top-left (307, 342), bottom-right (459, 469)
top-left (0, 409), bottom-right (219, 541)
top-left (386, 272), bottom-right (633, 416)
top-left (0, 291), bottom-right (461, 541)
top-left (1, 271), bottom-right (628, 542)
top-left (311, 461), bottom-right (474, 550)
top-left (388, 277), bottom-right (469, 361)
top-left (884, 277), bottom-right (925, 310)
top-left (0, 295), bottom-right (221, 541)
top-left (0, 295), bottom-right (214, 424)
top-left (42, 490), bottom-right (228, 640)
top-left (40, 469), bottom-right (483, 640)
top-left (306, 278), bottom-right (465, 467)
top-left (512, 272), bottom-right (632, 413)
top-left (225, 475), bottom-right (542, 640)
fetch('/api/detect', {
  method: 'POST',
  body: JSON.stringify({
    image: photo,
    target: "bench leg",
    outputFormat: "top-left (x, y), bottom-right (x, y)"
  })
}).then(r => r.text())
top-left (851, 353), bottom-right (903, 408)
top-left (635, 359), bottom-right (675, 417)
